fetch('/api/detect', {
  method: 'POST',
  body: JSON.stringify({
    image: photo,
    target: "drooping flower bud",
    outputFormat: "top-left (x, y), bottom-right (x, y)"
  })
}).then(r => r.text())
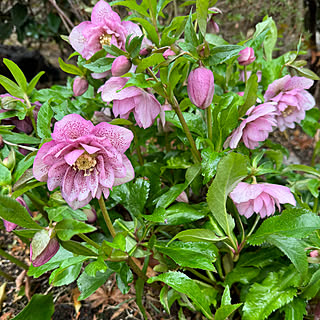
top-left (111, 56), bottom-right (132, 76)
top-left (310, 250), bottom-right (319, 258)
top-left (176, 191), bottom-right (189, 203)
top-left (30, 228), bottom-right (59, 267)
top-left (163, 49), bottom-right (175, 59)
top-left (187, 67), bottom-right (214, 109)
top-left (237, 47), bottom-right (256, 66)
top-left (83, 207), bottom-right (97, 223)
top-left (73, 77), bottom-right (89, 97)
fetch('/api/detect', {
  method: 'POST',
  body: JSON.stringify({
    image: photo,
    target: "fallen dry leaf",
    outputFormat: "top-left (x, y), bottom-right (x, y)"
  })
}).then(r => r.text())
top-left (0, 282), bottom-right (7, 311)
top-left (72, 287), bottom-right (82, 314)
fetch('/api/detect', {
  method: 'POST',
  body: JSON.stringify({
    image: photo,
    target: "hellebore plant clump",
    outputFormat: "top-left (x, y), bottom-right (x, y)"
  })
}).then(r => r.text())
top-left (1, 0), bottom-right (320, 319)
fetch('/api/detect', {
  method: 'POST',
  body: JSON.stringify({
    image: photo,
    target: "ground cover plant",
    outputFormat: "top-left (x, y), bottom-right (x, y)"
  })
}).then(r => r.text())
top-left (1, 0), bottom-right (320, 319)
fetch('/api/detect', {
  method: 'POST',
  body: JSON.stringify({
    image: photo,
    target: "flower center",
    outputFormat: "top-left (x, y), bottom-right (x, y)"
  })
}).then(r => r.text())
top-left (74, 153), bottom-right (97, 176)
top-left (99, 33), bottom-right (112, 46)
top-left (282, 105), bottom-right (295, 117)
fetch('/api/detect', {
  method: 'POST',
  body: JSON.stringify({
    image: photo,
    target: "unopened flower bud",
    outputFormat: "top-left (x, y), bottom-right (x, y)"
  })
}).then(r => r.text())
top-left (176, 191), bottom-right (189, 203)
top-left (187, 67), bottom-right (214, 109)
top-left (73, 77), bottom-right (89, 96)
top-left (310, 250), bottom-right (319, 258)
top-left (1, 96), bottom-right (19, 110)
top-left (163, 49), bottom-right (175, 59)
top-left (238, 47), bottom-right (256, 66)
top-left (30, 229), bottom-right (59, 267)
top-left (83, 207), bottom-right (97, 223)
top-left (139, 48), bottom-right (150, 56)
top-left (111, 56), bottom-right (132, 76)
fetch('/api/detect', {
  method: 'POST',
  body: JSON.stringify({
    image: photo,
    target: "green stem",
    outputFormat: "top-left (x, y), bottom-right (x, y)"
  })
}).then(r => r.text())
top-left (185, 268), bottom-right (219, 288)
top-left (24, 94), bottom-right (37, 136)
top-left (0, 247), bottom-right (28, 270)
top-left (244, 65), bottom-right (248, 86)
top-left (246, 215), bottom-right (260, 239)
top-left (207, 105), bottom-right (212, 141)
top-left (0, 269), bottom-right (15, 281)
top-left (98, 195), bottom-right (116, 238)
top-left (128, 257), bottom-right (148, 282)
top-left (313, 196), bottom-right (319, 213)
top-left (171, 97), bottom-right (201, 163)
top-left (78, 233), bottom-right (100, 250)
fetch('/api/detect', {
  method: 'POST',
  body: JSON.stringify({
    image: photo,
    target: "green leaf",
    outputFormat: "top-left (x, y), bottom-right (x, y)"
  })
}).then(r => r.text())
top-left (196, 0), bottom-right (209, 36)
top-left (289, 65), bottom-right (320, 80)
top-left (109, 118), bottom-right (133, 126)
top-left (248, 208), bottom-right (320, 244)
top-left (148, 271), bottom-right (213, 319)
top-left (283, 299), bottom-right (307, 320)
top-left (201, 148), bottom-right (224, 184)
top-left (3, 58), bottom-right (28, 93)
top-left (55, 219), bottom-right (96, 241)
top-left (153, 183), bottom-right (188, 209)
top-left (31, 229), bottom-right (51, 261)
top-left (78, 270), bottom-right (113, 300)
top-left (36, 101), bottom-right (53, 139)
top-left (0, 195), bottom-right (42, 229)
top-left (155, 241), bottom-right (217, 270)
top-left (0, 75), bottom-right (24, 98)
top-left (209, 45), bottom-right (244, 65)
top-left (111, 0), bottom-right (149, 17)
top-left (185, 11), bottom-right (198, 47)
top-left (1, 131), bottom-right (40, 144)
top-left (301, 268), bottom-right (320, 299)
top-left (215, 304), bottom-right (242, 320)
top-left (283, 164), bottom-right (320, 178)
top-left (58, 58), bottom-right (83, 76)
top-left (84, 256), bottom-right (107, 276)
top-left (136, 53), bottom-right (165, 73)
top-left (129, 17), bottom-right (159, 46)
top-left (221, 285), bottom-right (231, 306)
top-left (13, 154), bottom-right (36, 183)
top-left (263, 18), bottom-right (277, 61)
top-left (238, 74), bottom-right (258, 117)
top-left (266, 235), bottom-right (308, 279)
top-left (164, 202), bottom-right (209, 225)
top-left (135, 277), bottom-right (148, 319)
top-left (0, 163), bottom-right (11, 186)
top-left (170, 228), bottom-right (225, 243)
top-left (207, 153), bottom-right (248, 235)
top-left (60, 240), bottom-right (98, 257)
top-left (83, 57), bottom-right (113, 73)
top-left (50, 262), bottom-right (82, 286)
top-left (28, 69), bottom-right (44, 93)
top-left (122, 73), bottom-right (157, 89)
top-left (242, 266), bottom-right (299, 320)
top-left (225, 266), bottom-right (260, 287)
top-left (12, 294), bottom-right (54, 320)
top-left (301, 108), bottom-right (320, 137)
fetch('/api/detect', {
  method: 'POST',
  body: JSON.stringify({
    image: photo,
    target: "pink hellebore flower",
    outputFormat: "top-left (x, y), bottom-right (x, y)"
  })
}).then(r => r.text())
top-left (3, 197), bottom-right (31, 232)
top-left (111, 56), bottom-right (132, 76)
top-left (73, 77), bottom-right (89, 96)
top-left (98, 77), bottom-right (161, 129)
top-left (229, 182), bottom-right (296, 218)
top-left (238, 47), bottom-right (255, 66)
top-left (264, 75), bottom-right (315, 131)
top-left (69, 0), bottom-right (151, 60)
top-left (224, 103), bottom-right (277, 149)
top-left (187, 67), bottom-right (214, 109)
top-left (33, 114), bottom-right (134, 210)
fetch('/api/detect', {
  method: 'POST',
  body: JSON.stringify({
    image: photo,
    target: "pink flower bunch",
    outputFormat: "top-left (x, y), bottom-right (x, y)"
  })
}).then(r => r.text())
top-left (229, 182), bottom-right (296, 218)
top-left (238, 47), bottom-right (255, 66)
top-left (33, 114), bottom-right (134, 210)
top-left (224, 103), bottom-right (277, 149)
top-left (69, 0), bottom-right (151, 60)
top-left (264, 75), bottom-right (315, 131)
top-left (98, 77), bottom-right (161, 129)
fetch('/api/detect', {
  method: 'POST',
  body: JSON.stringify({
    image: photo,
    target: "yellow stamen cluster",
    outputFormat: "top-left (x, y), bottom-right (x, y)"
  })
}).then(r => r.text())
top-left (74, 153), bottom-right (97, 176)
top-left (282, 106), bottom-right (294, 117)
top-left (99, 33), bottom-right (112, 46)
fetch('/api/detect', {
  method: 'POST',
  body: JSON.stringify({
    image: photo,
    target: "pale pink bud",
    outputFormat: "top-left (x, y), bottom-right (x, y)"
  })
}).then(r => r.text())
top-left (163, 49), bottom-right (175, 59)
top-left (73, 77), bottom-right (89, 96)
top-left (310, 250), bottom-right (319, 257)
top-left (238, 47), bottom-right (256, 66)
top-left (139, 48), bottom-right (150, 56)
top-left (83, 207), bottom-right (97, 223)
top-left (187, 67), bottom-right (214, 109)
top-left (111, 56), bottom-right (132, 76)
top-left (176, 191), bottom-right (189, 203)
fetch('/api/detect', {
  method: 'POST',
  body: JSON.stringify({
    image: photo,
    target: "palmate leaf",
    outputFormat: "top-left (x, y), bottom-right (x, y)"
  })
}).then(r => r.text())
top-left (242, 266), bottom-right (299, 320)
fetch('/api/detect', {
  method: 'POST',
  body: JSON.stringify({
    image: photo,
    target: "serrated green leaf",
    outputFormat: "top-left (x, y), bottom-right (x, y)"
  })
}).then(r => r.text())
top-left (248, 208), bottom-right (320, 244)
top-left (84, 57), bottom-right (113, 73)
top-left (185, 11), bottom-right (198, 47)
top-left (221, 285), bottom-right (231, 306)
top-left (128, 17), bottom-right (159, 46)
top-left (60, 240), bottom-right (98, 257)
top-left (209, 45), bottom-right (244, 65)
top-left (242, 266), bottom-right (298, 320)
top-left (136, 53), bottom-right (165, 73)
top-left (283, 164), bottom-right (320, 178)
top-left (148, 271), bottom-right (213, 319)
top-left (36, 101), bottom-right (53, 139)
top-left (301, 268), bottom-right (320, 299)
top-left (0, 195), bottom-right (42, 229)
top-left (55, 219), bottom-right (96, 241)
top-left (283, 299), bottom-right (307, 320)
top-left (207, 153), bottom-right (248, 236)
top-left (196, 0), bottom-right (209, 36)
top-left (3, 58), bottom-right (27, 93)
top-left (50, 262), bottom-right (82, 287)
top-left (13, 154), bottom-right (36, 183)
top-left (289, 65), bottom-right (320, 80)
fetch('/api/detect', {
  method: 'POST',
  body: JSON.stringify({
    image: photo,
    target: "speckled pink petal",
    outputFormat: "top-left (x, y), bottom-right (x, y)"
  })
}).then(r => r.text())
top-left (74, 171), bottom-right (91, 202)
top-left (69, 21), bottom-right (91, 57)
top-left (67, 194), bottom-right (93, 210)
top-left (80, 144), bottom-right (100, 154)
top-left (47, 161), bottom-right (70, 191)
top-left (264, 75), bottom-right (291, 101)
top-left (112, 98), bottom-right (135, 118)
top-left (87, 169), bottom-right (99, 197)
top-left (284, 76), bottom-right (313, 91)
top-left (33, 140), bottom-right (57, 182)
top-left (52, 114), bottom-right (94, 141)
top-left (113, 155), bottom-right (134, 186)
top-left (92, 122), bottom-right (133, 153)
top-left (97, 156), bottom-right (115, 188)
top-left (91, 0), bottom-right (121, 26)
top-left (62, 167), bottom-right (78, 202)
top-left (64, 149), bottom-right (85, 166)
